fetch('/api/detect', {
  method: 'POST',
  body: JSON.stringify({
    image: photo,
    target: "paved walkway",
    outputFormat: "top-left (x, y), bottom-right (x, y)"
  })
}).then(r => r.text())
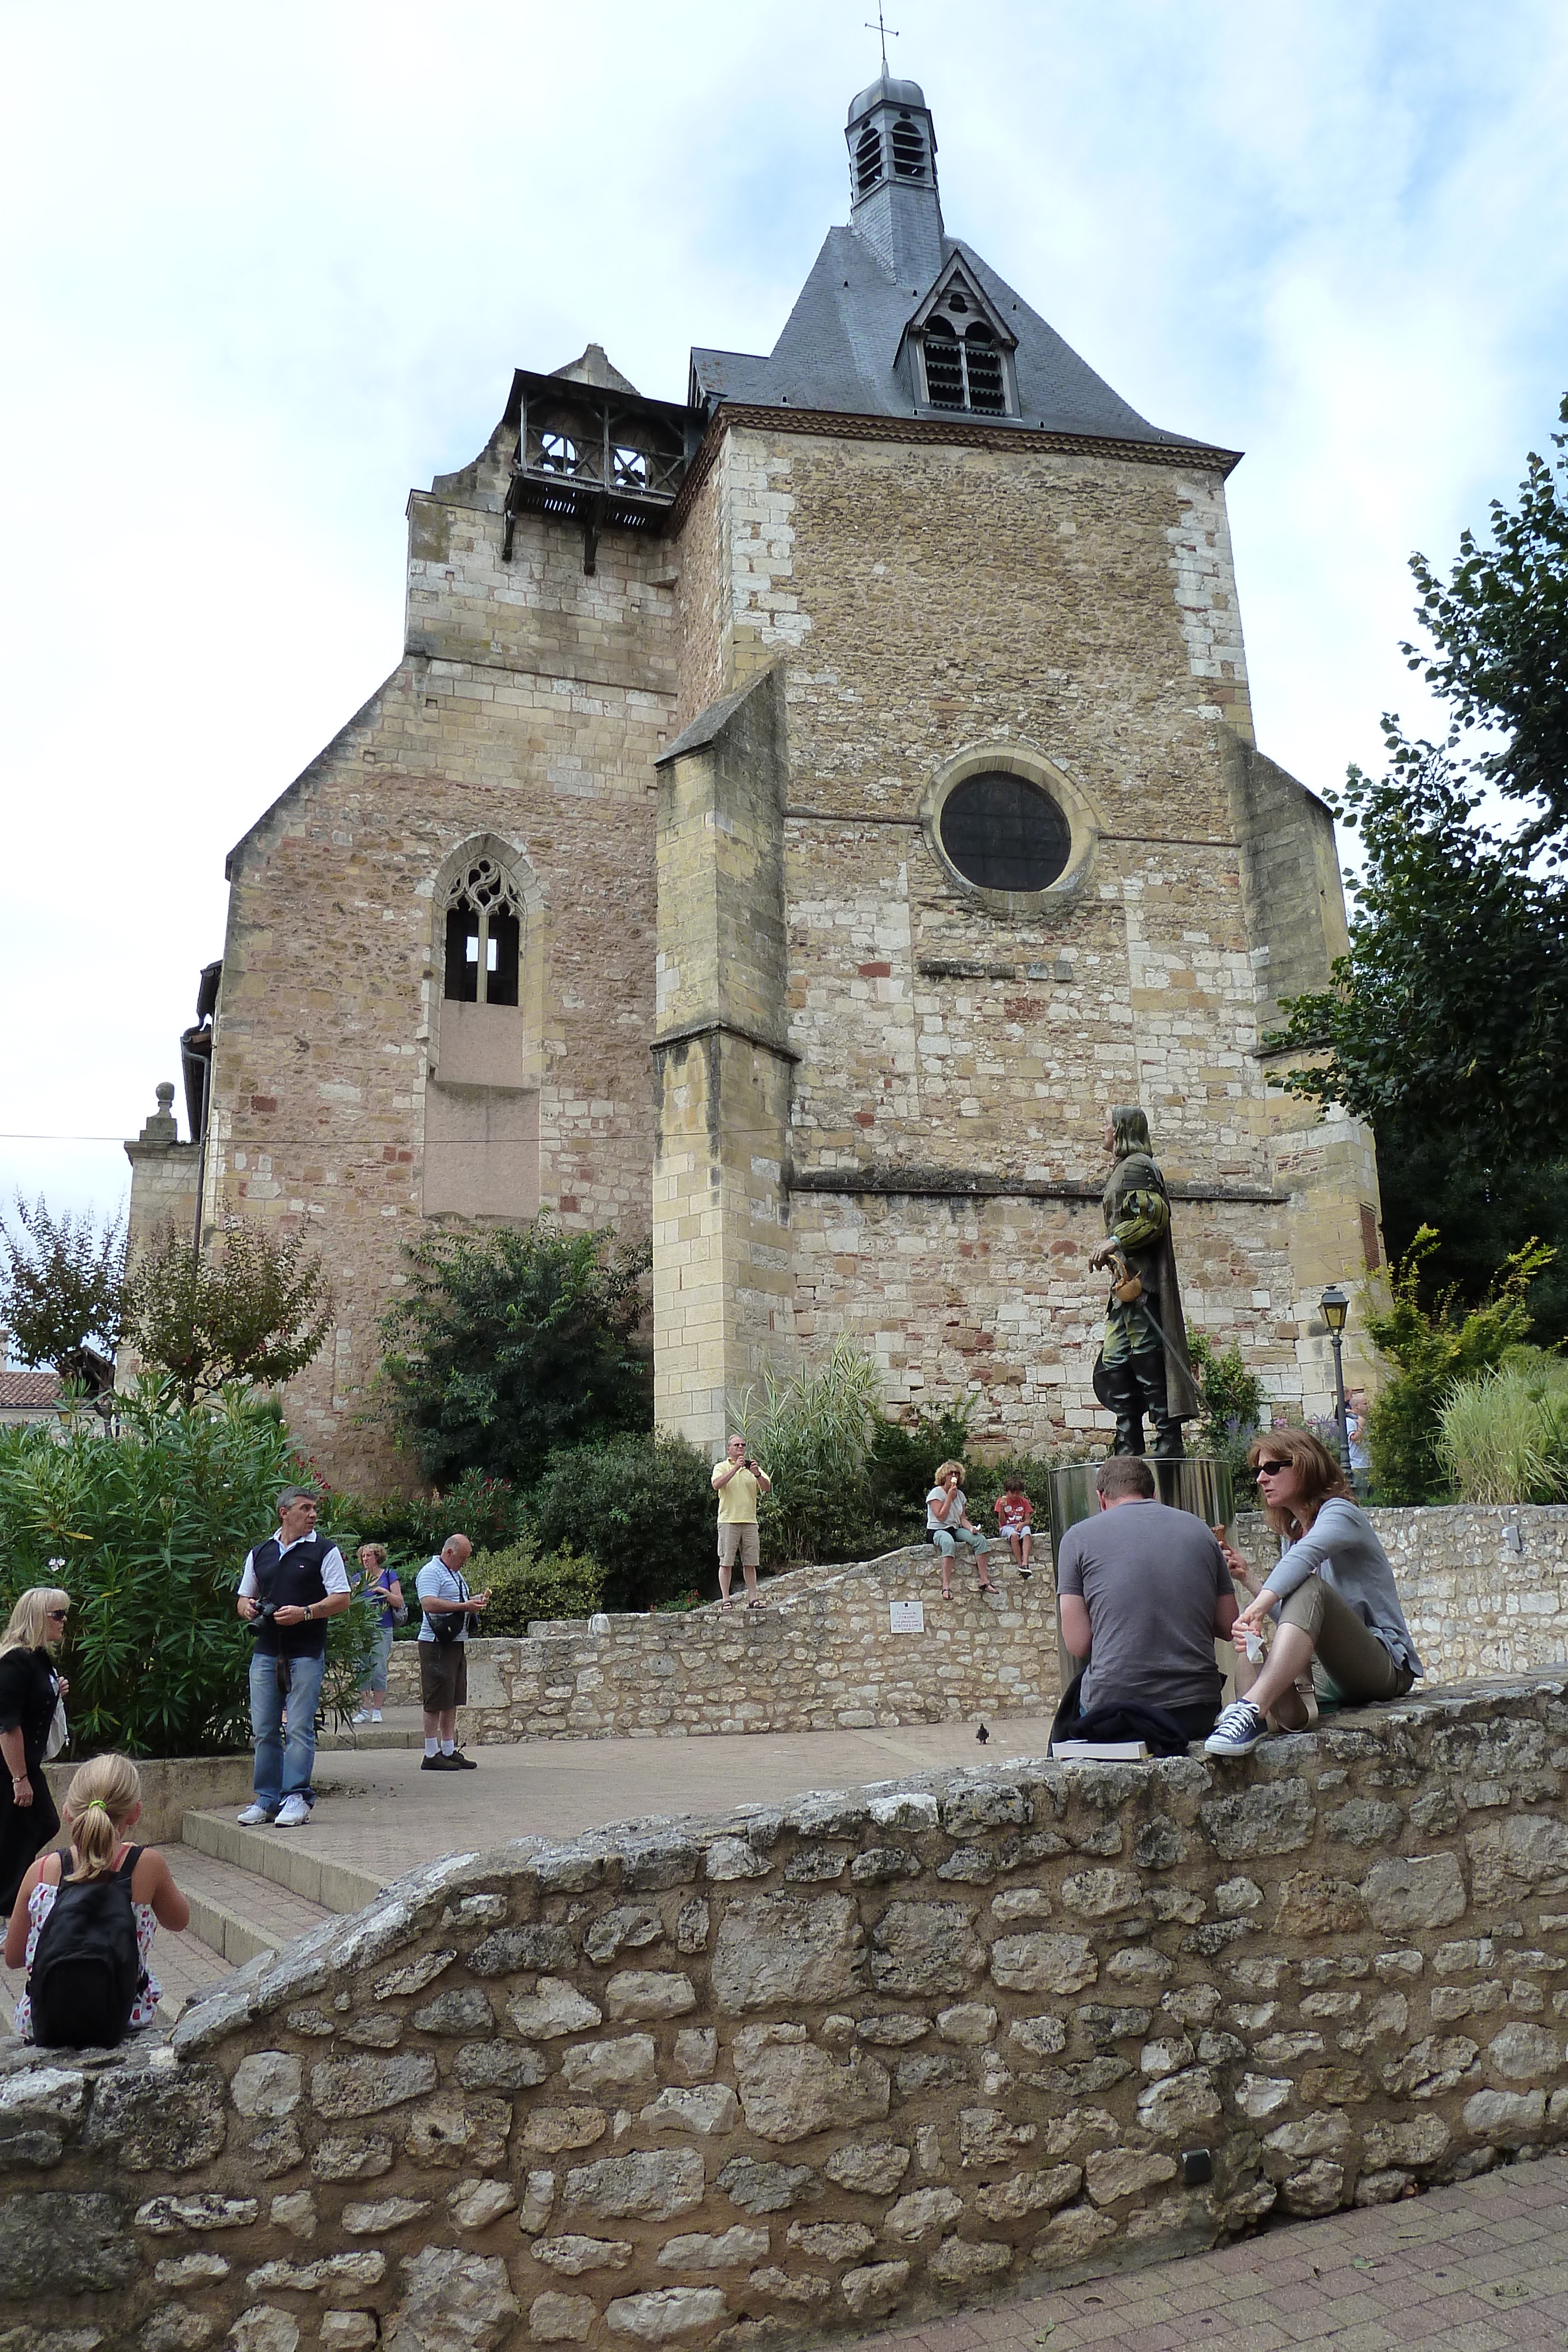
top-left (861, 2152), bottom-right (1568, 2352)
top-left (279, 1710), bottom-right (1063, 1886)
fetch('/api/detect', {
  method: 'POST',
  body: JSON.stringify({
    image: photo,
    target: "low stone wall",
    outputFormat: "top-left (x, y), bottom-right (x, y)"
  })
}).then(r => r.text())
top-left (15, 1676), bottom-right (1568, 2351)
top-left (386, 1543), bottom-right (1056, 1738)
top-left (386, 1508), bottom-right (1568, 1746)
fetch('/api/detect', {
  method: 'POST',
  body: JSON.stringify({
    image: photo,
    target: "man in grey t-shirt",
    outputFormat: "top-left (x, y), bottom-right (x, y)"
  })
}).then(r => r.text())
top-left (1055, 1456), bottom-right (1239, 1740)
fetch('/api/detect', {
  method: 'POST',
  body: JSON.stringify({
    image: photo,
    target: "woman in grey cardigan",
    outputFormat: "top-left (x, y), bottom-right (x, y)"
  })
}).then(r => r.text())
top-left (1205, 1428), bottom-right (1422, 1756)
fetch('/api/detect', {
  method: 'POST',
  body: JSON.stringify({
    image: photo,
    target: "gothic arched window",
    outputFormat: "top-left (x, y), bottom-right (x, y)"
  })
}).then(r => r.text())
top-left (443, 857), bottom-right (523, 1008)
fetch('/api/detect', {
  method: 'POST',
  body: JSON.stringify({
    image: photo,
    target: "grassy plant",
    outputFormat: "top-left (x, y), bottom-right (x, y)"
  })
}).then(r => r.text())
top-left (733, 1339), bottom-right (888, 1565)
top-left (1437, 1353), bottom-right (1568, 1505)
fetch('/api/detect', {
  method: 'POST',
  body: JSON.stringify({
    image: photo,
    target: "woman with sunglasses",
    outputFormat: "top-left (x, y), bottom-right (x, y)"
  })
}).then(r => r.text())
top-left (0, 1587), bottom-right (72, 1913)
top-left (1205, 1430), bottom-right (1420, 1756)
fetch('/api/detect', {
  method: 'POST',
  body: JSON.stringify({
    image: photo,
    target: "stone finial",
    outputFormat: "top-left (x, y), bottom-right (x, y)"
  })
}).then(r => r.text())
top-left (138, 1083), bottom-right (179, 1144)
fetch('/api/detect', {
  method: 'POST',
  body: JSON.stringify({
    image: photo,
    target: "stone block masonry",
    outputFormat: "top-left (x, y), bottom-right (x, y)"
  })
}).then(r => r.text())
top-left (16, 1679), bottom-right (1568, 2350)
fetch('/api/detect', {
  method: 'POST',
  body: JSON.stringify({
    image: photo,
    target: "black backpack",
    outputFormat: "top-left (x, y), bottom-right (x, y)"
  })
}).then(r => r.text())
top-left (29, 1845), bottom-right (145, 2049)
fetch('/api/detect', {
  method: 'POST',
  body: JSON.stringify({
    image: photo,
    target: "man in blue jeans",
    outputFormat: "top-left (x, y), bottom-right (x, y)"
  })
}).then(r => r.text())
top-left (235, 1486), bottom-right (351, 1827)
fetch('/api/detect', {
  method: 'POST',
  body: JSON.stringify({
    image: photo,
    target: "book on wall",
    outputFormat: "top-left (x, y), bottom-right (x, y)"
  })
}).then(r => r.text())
top-left (1050, 1738), bottom-right (1149, 1761)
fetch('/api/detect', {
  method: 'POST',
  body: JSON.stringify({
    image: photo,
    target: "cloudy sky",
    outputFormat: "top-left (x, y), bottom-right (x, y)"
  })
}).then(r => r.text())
top-left (3, 0), bottom-right (1565, 1235)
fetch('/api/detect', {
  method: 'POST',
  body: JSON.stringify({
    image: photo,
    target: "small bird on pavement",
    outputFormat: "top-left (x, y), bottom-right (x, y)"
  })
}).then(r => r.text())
top-left (975, 1722), bottom-right (990, 1745)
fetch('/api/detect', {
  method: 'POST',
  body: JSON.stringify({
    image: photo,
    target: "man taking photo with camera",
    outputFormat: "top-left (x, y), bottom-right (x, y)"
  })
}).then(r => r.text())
top-left (235, 1485), bottom-right (350, 1828)
top-left (416, 1533), bottom-right (490, 1770)
top-left (712, 1435), bottom-right (771, 1610)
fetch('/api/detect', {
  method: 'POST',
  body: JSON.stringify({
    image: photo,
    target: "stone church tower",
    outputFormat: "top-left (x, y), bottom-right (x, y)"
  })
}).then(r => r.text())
top-left (126, 73), bottom-right (1379, 1488)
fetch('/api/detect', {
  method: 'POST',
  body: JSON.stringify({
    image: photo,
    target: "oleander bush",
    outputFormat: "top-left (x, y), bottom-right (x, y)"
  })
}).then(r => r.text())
top-left (0, 1383), bottom-right (376, 1757)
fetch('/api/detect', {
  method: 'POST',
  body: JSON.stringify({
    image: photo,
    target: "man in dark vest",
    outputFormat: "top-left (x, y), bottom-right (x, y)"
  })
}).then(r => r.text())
top-left (236, 1485), bottom-right (351, 1826)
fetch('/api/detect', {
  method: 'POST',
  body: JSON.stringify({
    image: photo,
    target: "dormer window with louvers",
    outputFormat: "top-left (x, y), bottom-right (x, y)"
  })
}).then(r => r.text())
top-left (907, 265), bottom-right (1017, 419)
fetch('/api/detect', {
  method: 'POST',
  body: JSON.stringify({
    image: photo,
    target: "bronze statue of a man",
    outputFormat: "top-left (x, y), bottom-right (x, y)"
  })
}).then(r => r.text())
top-left (1089, 1105), bottom-right (1201, 1458)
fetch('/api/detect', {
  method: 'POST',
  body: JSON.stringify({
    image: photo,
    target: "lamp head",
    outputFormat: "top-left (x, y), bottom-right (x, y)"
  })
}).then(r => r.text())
top-left (1320, 1282), bottom-right (1349, 1335)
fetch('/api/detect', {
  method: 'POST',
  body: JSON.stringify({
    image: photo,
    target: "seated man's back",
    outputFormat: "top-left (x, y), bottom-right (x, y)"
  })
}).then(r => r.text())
top-left (1055, 1460), bottom-right (1236, 1732)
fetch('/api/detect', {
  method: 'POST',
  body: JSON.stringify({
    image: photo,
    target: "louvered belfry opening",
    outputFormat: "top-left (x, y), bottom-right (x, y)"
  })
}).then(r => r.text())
top-left (855, 121), bottom-right (884, 195)
top-left (890, 111), bottom-right (928, 180)
top-left (920, 306), bottom-right (1009, 416)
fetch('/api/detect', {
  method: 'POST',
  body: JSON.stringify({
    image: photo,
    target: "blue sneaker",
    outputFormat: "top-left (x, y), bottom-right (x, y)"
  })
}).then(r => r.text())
top-left (1205, 1700), bottom-right (1268, 1756)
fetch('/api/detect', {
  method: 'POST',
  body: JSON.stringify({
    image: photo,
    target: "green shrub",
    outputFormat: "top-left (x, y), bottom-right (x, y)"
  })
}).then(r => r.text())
top-left (466, 1537), bottom-right (604, 1636)
top-left (1186, 1329), bottom-right (1267, 1477)
top-left (524, 1434), bottom-right (713, 1611)
top-left (0, 1384), bottom-right (376, 1757)
top-left (1365, 1227), bottom-right (1554, 1501)
top-left (1436, 1352), bottom-right (1568, 1505)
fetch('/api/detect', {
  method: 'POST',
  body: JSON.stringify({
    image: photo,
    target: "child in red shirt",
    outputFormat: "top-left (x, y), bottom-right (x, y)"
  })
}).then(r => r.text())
top-left (994, 1478), bottom-right (1034, 1578)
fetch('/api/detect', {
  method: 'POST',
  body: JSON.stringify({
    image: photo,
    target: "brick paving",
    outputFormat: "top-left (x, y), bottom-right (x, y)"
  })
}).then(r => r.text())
top-left (856, 2153), bottom-right (1568, 2352)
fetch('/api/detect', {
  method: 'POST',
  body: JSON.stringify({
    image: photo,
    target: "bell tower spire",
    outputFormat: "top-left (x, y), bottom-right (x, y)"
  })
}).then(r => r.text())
top-left (845, 69), bottom-right (944, 291)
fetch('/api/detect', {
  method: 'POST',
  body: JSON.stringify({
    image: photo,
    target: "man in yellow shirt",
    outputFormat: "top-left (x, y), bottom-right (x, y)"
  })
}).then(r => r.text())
top-left (711, 1435), bottom-right (771, 1609)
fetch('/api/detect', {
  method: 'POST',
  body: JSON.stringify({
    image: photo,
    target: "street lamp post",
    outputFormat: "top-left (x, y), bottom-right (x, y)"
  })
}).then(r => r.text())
top-left (1320, 1283), bottom-right (1352, 1478)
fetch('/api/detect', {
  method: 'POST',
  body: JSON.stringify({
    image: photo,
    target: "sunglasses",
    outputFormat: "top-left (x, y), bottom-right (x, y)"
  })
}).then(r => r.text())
top-left (46, 1609), bottom-right (69, 1622)
top-left (1253, 1460), bottom-right (1292, 1478)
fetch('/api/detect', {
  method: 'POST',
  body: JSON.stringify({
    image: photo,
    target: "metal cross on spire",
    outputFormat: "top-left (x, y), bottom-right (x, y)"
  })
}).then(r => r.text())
top-left (864, 6), bottom-right (900, 74)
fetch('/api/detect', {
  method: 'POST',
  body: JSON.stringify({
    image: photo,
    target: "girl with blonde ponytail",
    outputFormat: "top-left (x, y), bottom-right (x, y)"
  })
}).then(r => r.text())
top-left (4, 1755), bottom-right (189, 2044)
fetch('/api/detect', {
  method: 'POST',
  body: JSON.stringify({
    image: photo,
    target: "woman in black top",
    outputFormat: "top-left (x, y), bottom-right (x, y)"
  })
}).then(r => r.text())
top-left (0, 1586), bottom-right (71, 1914)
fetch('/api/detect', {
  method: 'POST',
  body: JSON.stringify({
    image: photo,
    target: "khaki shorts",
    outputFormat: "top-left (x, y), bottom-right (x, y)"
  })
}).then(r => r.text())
top-left (419, 1641), bottom-right (468, 1713)
top-left (718, 1522), bottom-right (760, 1569)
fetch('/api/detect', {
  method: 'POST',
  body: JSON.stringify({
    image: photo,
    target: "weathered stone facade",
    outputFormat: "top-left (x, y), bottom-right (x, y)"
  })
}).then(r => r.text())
top-left (126, 79), bottom-right (1381, 1487)
top-left (15, 1681), bottom-right (1568, 2349)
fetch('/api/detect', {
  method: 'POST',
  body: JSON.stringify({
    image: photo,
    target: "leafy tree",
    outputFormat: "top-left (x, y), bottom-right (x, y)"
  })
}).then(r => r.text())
top-left (127, 1217), bottom-right (333, 1406)
top-left (0, 1196), bottom-right (128, 1387)
top-left (379, 1220), bottom-right (651, 1486)
top-left (1361, 1227), bottom-right (1553, 1503)
top-left (1375, 1108), bottom-right (1568, 1349)
top-left (1269, 395), bottom-right (1568, 1165)
top-left (1403, 393), bottom-right (1568, 850)
top-left (0, 1385), bottom-right (375, 1757)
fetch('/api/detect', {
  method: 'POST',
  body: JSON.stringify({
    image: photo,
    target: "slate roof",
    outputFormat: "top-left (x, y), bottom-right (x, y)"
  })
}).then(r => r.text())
top-left (690, 226), bottom-right (1210, 452)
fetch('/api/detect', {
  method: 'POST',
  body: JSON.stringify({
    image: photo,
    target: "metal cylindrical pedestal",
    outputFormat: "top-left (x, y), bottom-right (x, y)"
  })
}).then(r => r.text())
top-left (1046, 1456), bottom-right (1237, 1700)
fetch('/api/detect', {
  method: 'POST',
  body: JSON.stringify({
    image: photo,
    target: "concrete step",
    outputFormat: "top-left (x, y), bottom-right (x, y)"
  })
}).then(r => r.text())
top-left (173, 1841), bottom-right (336, 1966)
top-left (317, 1707), bottom-right (423, 1752)
top-left (182, 1808), bottom-right (387, 1917)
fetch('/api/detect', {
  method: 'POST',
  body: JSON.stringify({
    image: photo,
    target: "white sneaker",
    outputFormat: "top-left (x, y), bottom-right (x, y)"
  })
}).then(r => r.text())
top-left (275, 1795), bottom-right (312, 1828)
top-left (1205, 1700), bottom-right (1268, 1757)
top-left (370, 1709), bottom-right (383, 1723)
top-left (237, 1801), bottom-right (275, 1826)
top-left (351, 1710), bottom-right (372, 1725)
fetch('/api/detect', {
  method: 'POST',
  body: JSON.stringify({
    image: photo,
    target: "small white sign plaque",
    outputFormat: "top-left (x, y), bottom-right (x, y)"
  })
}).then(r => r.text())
top-left (889, 1599), bottom-right (925, 1634)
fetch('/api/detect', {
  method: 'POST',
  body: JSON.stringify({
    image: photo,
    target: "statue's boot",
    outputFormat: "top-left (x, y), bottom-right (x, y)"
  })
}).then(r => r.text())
top-left (1103, 1354), bottom-right (1145, 1456)
top-left (1141, 1353), bottom-right (1186, 1459)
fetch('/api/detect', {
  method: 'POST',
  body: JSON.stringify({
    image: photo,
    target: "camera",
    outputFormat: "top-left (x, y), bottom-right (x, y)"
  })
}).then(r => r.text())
top-left (245, 1598), bottom-right (280, 1632)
